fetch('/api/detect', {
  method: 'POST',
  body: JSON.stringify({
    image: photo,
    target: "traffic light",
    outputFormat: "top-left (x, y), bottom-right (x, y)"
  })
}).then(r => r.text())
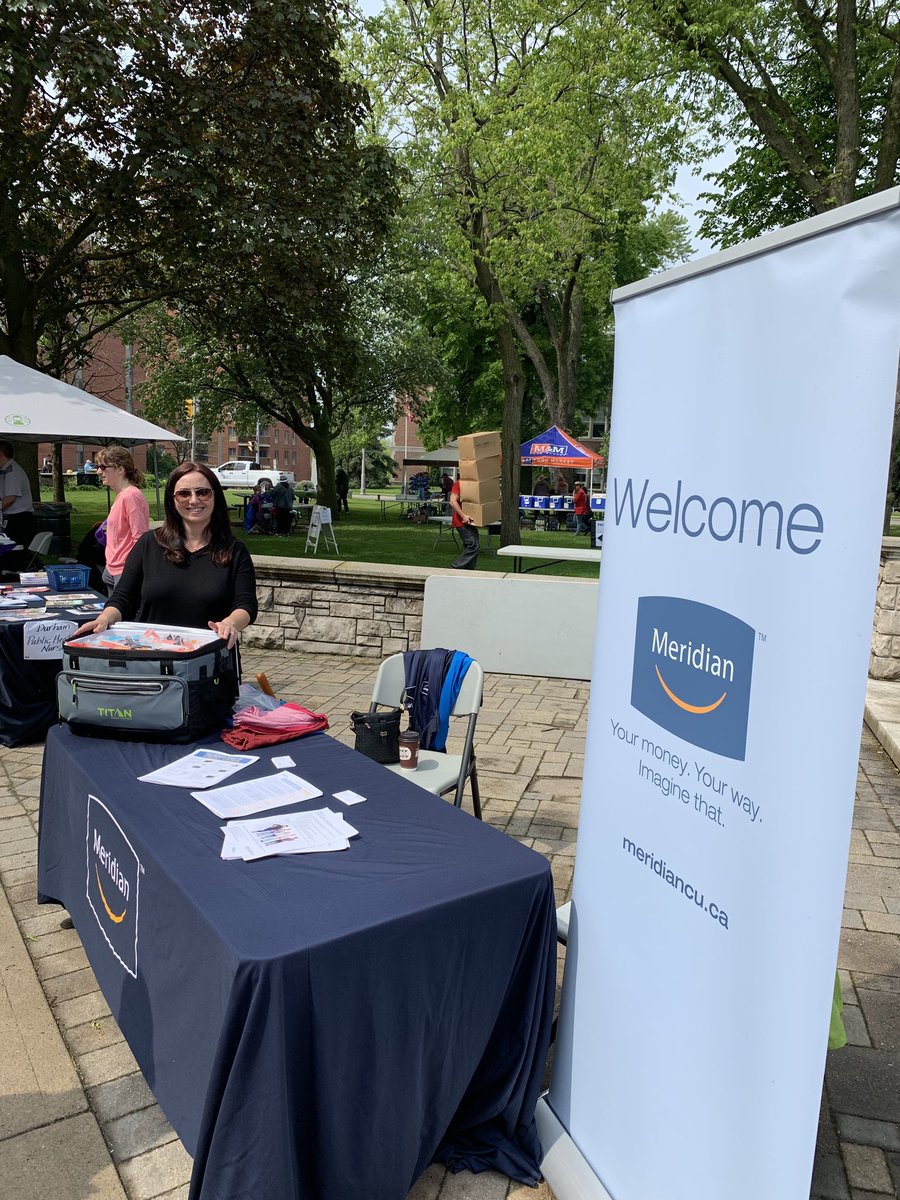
top-left (185, 398), bottom-right (194, 421)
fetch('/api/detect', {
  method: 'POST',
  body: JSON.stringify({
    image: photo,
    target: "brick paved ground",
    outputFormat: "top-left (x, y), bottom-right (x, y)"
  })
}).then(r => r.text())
top-left (0, 650), bottom-right (898, 1199)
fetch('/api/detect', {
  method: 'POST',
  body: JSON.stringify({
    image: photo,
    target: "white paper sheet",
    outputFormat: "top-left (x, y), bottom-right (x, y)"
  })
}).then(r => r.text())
top-left (333, 789), bottom-right (366, 806)
top-left (139, 749), bottom-right (259, 789)
top-left (193, 771), bottom-right (323, 819)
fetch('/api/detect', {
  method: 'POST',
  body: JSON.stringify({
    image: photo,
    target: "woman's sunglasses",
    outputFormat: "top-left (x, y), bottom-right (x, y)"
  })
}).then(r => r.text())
top-left (173, 487), bottom-right (213, 501)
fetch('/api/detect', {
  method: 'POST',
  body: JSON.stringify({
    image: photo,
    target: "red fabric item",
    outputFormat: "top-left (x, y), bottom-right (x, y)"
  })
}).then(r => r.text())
top-left (221, 702), bottom-right (329, 750)
top-left (222, 726), bottom-right (320, 750)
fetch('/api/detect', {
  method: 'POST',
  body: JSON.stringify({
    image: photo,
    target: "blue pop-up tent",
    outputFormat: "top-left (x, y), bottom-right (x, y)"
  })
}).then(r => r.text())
top-left (520, 425), bottom-right (602, 468)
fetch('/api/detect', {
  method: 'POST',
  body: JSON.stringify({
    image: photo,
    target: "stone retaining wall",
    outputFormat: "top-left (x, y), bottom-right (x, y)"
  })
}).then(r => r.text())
top-left (248, 544), bottom-right (900, 677)
top-left (243, 556), bottom-right (441, 659)
top-left (871, 538), bottom-right (900, 679)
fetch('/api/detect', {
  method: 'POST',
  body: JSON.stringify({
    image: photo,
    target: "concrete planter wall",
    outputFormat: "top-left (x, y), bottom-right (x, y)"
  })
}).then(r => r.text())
top-left (248, 543), bottom-right (900, 678)
top-left (244, 556), bottom-right (441, 659)
top-left (871, 538), bottom-right (900, 679)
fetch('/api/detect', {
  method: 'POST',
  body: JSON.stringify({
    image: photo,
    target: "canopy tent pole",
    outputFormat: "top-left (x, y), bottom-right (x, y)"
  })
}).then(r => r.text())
top-left (153, 442), bottom-right (161, 520)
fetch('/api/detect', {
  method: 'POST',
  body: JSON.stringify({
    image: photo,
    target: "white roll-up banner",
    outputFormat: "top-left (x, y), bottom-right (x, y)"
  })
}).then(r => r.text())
top-left (544, 190), bottom-right (900, 1200)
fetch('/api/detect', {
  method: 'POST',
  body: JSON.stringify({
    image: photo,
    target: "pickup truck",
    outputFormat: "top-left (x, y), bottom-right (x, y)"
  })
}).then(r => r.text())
top-left (208, 461), bottom-right (295, 491)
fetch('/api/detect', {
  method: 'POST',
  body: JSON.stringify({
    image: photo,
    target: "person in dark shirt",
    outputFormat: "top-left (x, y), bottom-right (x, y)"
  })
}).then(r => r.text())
top-left (270, 478), bottom-right (295, 536)
top-left (335, 467), bottom-right (350, 513)
top-left (73, 462), bottom-right (257, 648)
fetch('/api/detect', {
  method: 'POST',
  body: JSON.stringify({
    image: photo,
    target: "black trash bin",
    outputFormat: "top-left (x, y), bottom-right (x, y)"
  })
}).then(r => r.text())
top-left (33, 502), bottom-right (73, 557)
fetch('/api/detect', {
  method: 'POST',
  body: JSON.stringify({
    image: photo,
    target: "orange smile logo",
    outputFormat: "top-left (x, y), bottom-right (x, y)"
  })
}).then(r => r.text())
top-left (95, 865), bottom-right (126, 923)
top-left (655, 666), bottom-right (727, 715)
top-left (631, 597), bottom-right (755, 762)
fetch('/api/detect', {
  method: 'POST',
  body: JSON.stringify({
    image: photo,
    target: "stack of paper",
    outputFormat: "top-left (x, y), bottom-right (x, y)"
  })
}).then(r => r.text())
top-left (0, 590), bottom-right (43, 608)
top-left (221, 809), bottom-right (358, 861)
top-left (192, 770), bottom-right (323, 819)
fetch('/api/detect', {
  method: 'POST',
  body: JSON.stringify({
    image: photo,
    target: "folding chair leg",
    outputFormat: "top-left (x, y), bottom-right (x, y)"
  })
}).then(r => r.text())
top-left (469, 764), bottom-right (482, 820)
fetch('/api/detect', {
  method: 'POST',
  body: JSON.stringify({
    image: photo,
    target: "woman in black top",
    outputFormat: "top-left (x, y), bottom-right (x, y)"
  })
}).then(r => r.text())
top-left (74, 463), bottom-right (258, 649)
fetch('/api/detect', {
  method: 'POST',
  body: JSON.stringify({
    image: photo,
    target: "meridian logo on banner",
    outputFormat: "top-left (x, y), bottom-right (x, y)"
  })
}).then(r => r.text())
top-left (631, 596), bottom-right (755, 761)
top-left (86, 795), bottom-right (141, 977)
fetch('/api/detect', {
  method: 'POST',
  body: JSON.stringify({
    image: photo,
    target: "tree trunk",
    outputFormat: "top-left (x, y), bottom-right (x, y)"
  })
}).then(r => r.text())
top-left (497, 322), bottom-right (525, 547)
top-left (308, 427), bottom-right (338, 519)
top-left (470, 231), bottom-right (525, 547)
top-left (52, 443), bottom-right (65, 503)
top-left (556, 280), bottom-right (582, 434)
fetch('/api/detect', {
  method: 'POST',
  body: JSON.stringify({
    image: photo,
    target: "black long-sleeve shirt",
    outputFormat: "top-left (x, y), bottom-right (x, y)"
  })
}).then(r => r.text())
top-left (108, 531), bottom-right (258, 629)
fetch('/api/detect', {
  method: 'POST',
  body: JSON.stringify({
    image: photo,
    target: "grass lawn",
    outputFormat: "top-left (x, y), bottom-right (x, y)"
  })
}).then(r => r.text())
top-left (47, 486), bottom-right (601, 578)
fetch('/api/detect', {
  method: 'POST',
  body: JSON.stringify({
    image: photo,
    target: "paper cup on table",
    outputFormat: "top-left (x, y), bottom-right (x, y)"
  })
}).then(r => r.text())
top-left (399, 730), bottom-right (420, 769)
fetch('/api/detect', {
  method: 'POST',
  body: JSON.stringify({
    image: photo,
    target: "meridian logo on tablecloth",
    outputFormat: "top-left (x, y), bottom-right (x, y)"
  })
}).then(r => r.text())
top-left (631, 596), bottom-right (755, 761)
top-left (86, 795), bottom-right (141, 977)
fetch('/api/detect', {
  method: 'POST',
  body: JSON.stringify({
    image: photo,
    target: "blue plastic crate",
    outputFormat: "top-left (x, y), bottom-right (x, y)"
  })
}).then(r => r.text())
top-left (45, 564), bottom-right (91, 592)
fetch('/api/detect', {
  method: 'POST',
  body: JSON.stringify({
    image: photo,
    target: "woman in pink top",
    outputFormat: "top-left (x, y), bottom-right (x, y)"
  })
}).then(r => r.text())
top-left (96, 446), bottom-right (150, 594)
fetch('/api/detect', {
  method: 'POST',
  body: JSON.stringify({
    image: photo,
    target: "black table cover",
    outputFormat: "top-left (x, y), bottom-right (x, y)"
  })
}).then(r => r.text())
top-left (38, 725), bottom-right (556, 1200)
top-left (0, 592), bottom-right (105, 746)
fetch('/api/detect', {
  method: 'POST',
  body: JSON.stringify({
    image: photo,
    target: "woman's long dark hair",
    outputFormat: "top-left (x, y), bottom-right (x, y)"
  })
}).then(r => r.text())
top-left (156, 462), bottom-right (235, 566)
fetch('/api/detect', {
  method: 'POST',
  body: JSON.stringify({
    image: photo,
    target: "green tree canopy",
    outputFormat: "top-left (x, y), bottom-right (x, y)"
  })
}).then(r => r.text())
top-left (356, 0), bottom-right (688, 541)
top-left (637, 0), bottom-right (900, 523)
top-left (1, 0), bottom-right (393, 367)
top-left (1, 0), bottom-right (399, 490)
top-left (640, 0), bottom-right (900, 240)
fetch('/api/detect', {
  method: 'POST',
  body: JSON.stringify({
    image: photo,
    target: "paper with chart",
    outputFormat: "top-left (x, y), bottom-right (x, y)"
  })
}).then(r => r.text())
top-left (139, 749), bottom-right (259, 789)
top-left (221, 808), bottom-right (359, 860)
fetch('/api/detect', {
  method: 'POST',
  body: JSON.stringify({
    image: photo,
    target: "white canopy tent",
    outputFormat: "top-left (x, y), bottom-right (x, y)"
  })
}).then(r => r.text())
top-left (0, 356), bottom-right (181, 444)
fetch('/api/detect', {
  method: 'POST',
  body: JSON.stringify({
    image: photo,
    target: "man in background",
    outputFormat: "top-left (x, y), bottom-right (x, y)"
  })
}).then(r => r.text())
top-left (271, 477), bottom-right (295, 536)
top-left (448, 477), bottom-right (479, 569)
top-left (0, 441), bottom-right (35, 547)
top-left (335, 467), bottom-right (350, 514)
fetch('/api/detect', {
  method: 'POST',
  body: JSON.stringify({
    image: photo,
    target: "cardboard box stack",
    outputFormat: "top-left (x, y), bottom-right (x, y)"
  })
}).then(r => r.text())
top-left (457, 431), bottom-right (501, 527)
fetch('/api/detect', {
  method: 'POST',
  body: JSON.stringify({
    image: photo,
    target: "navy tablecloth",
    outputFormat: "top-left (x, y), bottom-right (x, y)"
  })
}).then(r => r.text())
top-left (38, 725), bottom-right (556, 1200)
top-left (0, 593), bottom-right (105, 746)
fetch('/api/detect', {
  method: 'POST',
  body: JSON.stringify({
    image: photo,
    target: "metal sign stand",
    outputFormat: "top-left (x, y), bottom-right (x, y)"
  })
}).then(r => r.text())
top-left (304, 506), bottom-right (338, 556)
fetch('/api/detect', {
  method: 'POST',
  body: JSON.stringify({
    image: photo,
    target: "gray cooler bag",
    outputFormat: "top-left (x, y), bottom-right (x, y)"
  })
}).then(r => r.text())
top-left (57, 624), bottom-right (239, 742)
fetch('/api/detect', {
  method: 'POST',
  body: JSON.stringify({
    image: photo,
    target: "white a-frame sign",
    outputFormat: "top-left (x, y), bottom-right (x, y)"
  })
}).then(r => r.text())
top-left (305, 505), bottom-right (338, 556)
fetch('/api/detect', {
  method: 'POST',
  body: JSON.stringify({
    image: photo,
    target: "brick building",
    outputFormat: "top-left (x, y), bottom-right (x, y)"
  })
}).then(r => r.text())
top-left (38, 337), bottom-right (312, 481)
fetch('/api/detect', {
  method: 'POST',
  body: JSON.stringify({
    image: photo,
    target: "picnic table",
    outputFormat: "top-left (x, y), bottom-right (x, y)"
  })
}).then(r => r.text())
top-left (358, 492), bottom-right (442, 521)
top-left (497, 544), bottom-right (601, 573)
